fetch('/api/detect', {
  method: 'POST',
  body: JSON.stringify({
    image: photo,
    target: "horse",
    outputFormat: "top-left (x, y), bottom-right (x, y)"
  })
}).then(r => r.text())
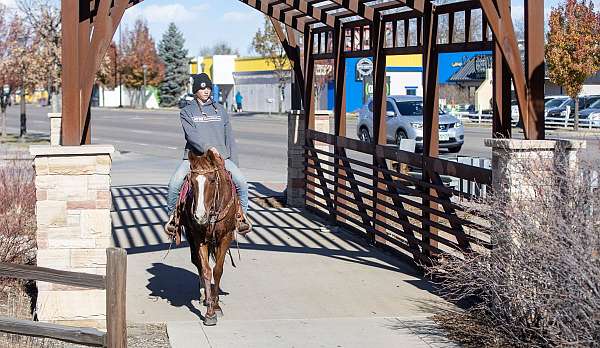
top-left (174, 149), bottom-right (240, 326)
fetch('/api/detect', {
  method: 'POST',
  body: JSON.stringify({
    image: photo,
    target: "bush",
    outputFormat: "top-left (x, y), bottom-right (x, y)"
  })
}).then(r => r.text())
top-left (0, 157), bottom-right (36, 267)
top-left (428, 149), bottom-right (600, 347)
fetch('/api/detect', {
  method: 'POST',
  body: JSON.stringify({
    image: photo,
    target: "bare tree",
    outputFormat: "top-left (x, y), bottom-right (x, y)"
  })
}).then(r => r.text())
top-left (427, 147), bottom-right (600, 347)
top-left (17, 0), bottom-right (61, 112)
top-left (251, 17), bottom-right (290, 113)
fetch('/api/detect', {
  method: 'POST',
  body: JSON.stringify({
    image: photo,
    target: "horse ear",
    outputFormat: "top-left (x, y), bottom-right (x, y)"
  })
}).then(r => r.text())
top-left (206, 149), bottom-right (217, 162)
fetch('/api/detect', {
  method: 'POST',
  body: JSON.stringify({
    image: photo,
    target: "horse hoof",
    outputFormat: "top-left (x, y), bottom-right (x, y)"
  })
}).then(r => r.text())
top-left (215, 308), bottom-right (224, 318)
top-left (203, 314), bottom-right (217, 326)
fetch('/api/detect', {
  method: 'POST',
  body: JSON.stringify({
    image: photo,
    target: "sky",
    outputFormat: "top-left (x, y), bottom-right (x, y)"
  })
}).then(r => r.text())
top-left (1, 0), bottom-right (599, 57)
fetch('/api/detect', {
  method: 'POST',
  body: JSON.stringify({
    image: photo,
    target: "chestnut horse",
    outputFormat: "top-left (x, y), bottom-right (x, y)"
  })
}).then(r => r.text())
top-left (174, 150), bottom-right (240, 326)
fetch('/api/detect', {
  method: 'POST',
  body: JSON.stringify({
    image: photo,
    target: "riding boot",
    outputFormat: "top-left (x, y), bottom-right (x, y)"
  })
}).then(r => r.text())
top-left (237, 212), bottom-right (252, 236)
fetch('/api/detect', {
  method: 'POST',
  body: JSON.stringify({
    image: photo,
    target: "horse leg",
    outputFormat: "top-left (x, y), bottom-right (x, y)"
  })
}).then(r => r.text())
top-left (199, 244), bottom-right (217, 326)
top-left (212, 236), bottom-right (231, 318)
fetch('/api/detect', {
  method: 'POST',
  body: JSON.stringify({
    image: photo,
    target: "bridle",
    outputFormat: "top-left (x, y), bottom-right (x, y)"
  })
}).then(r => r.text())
top-left (190, 165), bottom-right (237, 227)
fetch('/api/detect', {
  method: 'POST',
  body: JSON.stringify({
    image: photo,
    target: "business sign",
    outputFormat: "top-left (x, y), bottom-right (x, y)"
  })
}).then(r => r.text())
top-left (356, 58), bottom-right (373, 80)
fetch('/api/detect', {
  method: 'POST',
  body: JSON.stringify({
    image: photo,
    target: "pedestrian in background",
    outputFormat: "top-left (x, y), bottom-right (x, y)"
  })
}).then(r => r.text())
top-left (235, 91), bottom-right (243, 112)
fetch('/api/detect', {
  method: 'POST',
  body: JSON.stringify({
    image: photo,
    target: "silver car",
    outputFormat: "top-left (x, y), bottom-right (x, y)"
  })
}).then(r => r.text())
top-left (356, 95), bottom-right (465, 153)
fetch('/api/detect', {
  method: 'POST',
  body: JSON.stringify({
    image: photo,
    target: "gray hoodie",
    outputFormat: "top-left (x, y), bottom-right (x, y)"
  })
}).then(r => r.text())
top-left (180, 98), bottom-right (238, 165)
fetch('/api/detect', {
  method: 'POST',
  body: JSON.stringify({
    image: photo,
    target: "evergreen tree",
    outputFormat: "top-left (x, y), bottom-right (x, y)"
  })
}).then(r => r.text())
top-left (158, 23), bottom-right (189, 107)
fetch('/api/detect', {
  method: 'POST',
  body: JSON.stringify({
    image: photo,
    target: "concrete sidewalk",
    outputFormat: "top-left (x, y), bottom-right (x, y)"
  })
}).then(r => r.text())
top-left (110, 152), bottom-right (456, 348)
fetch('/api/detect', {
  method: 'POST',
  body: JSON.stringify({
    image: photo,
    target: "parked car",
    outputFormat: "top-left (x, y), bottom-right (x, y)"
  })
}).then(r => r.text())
top-left (178, 93), bottom-right (195, 109)
top-left (546, 95), bottom-right (600, 119)
top-left (356, 95), bottom-right (465, 153)
top-left (578, 99), bottom-right (600, 125)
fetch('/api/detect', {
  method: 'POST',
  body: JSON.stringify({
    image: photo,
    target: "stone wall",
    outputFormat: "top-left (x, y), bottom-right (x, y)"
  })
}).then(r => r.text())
top-left (485, 139), bottom-right (586, 202)
top-left (287, 111), bottom-right (305, 207)
top-left (30, 145), bottom-right (114, 327)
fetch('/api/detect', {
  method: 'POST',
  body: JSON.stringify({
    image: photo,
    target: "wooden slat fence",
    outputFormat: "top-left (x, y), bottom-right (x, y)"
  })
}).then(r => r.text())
top-left (304, 129), bottom-right (492, 263)
top-left (0, 247), bottom-right (127, 347)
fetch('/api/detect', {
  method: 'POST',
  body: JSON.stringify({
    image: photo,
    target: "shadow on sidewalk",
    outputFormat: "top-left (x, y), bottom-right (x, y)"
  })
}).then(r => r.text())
top-left (112, 183), bottom-right (427, 281)
top-left (145, 262), bottom-right (205, 321)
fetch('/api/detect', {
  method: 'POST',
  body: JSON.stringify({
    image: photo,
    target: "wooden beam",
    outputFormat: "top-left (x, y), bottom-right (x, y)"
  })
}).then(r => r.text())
top-left (525, 0), bottom-right (545, 139)
top-left (421, 1), bottom-right (440, 258)
top-left (0, 317), bottom-right (105, 347)
top-left (371, 13), bottom-right (387, 246)
top-left (492, 42), bottom-right (512, 138)
top-left (333, 21), bottom-right (348, 225)
top-left (0, 262), bottom-right (105, 289)
top-left (479, 0), bottom-right (530, 138)
top-left (61, 0), bottom-right (81, 145)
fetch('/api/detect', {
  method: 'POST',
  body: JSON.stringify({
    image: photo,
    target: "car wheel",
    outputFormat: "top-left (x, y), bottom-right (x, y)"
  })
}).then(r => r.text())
top-left (395, 129), bottom-right (408, 145)
top-left (359, 127), bottom-right (372, 143)
top-left (448, 145), bottom-right (462, 153)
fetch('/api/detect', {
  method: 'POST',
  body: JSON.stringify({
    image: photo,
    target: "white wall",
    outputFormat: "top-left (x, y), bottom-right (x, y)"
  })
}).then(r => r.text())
top-left (475, 69), bottom-right (493, 112)
top-left (388, 72), bottom-right (423, 96)
top-left (98, 85), bottom-right (159, 109)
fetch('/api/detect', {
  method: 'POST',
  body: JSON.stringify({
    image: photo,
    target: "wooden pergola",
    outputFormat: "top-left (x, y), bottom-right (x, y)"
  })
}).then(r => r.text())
top-left (60, 0), bottom-right (546, 261)
top-left (61, 0), bottom-right (545, 147)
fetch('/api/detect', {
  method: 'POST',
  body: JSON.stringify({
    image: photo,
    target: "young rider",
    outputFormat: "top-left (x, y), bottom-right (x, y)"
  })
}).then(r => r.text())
top-left (165, 73), bottom-right (252, 235)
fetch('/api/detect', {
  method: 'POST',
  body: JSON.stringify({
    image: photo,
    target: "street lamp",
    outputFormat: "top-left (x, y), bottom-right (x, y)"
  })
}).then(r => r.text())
top-left (142, 64), bottom-right (148, 109)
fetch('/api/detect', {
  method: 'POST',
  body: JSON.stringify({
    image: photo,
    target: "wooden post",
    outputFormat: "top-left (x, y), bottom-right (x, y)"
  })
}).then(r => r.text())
top-left (61, 0), bottom-right (81, 145)
top-left (492, 42), bottom-right (512, 138)
top-left (371, 14), bottom-right (387, 246)
top-left (333, 22), bottom-right (347, 225)
top-left (525, 0), bottom-right (545, 139)
top-left (422, 2), bottom-right (440, 258)
top-left (106, 248), bottom-right (127, 348)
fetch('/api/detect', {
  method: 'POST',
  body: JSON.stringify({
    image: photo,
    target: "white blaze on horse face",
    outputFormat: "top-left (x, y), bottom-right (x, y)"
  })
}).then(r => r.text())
top-left (194, 175), bottom-right (207, 223)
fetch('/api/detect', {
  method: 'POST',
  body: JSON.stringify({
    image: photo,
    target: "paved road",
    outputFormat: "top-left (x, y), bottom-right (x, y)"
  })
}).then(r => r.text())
top-left (4, 105), bottom-right (599, 178)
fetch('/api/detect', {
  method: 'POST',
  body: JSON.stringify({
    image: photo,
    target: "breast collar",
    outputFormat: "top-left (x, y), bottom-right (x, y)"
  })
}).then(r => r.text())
top-left (195, 98), bottom-right (218, 116)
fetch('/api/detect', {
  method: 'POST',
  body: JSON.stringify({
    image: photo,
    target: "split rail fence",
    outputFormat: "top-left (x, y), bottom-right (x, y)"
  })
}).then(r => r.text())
top-left (0, 247), bottom-right (127, 347)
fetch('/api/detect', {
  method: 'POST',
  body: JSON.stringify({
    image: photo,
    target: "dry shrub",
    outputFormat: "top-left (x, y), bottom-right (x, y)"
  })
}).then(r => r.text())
top-left (0, 155), bottom-right (36, 270)
top-left (428, 147), bottom-right (600, 347)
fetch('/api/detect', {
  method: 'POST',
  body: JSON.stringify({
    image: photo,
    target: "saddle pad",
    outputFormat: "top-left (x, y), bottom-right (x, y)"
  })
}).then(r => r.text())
top-left (179, 179), bottom-right (191, 203)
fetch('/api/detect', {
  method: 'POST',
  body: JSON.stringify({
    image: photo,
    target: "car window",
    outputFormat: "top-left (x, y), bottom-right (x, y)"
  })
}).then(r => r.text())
top-left (585, 97), bottom-right (600, 108)
top-left (386, 101), bottom-right (394, 112)
top-left (546, 98), bottom-right (567, 108)
top-left (589, 99), bottom-right (600, 109)
top-left (395, 101), bottom-right (423, 116)
top-left (566, 99), bottom-right (575, 108)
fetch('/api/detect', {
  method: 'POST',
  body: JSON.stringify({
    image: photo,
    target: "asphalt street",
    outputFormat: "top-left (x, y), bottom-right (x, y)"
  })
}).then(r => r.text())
top-left (4, 105), bottom-right (599, 182)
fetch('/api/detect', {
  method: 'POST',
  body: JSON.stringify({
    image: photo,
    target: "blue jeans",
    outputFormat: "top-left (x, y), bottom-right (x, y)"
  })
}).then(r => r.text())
top-left (167, 159), bottom-right (249, 215)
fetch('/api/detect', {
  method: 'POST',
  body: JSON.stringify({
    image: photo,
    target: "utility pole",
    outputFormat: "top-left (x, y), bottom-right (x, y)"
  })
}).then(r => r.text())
top-left (118, 23), bottom-right (123, 108)
top-left (142, 64), bottom-right (148, 109)
top-left (1, 85), bottom-right (9, 138)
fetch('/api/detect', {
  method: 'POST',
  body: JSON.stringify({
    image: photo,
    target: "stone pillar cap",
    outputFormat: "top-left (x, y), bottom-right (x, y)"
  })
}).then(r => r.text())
top-left (47, 112), bottom-right (62, 118)
top-left (30, 145), bottom-right (115, 157)
top-left (484, 138), bottom-right (586, 150)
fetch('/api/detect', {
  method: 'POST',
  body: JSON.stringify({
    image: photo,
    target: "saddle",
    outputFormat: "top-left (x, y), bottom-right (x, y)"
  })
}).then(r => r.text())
top-left (167, 165), bottom-right (241, 246)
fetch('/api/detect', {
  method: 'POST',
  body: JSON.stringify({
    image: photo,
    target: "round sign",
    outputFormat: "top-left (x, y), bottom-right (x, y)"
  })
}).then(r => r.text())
top-left (356, 58), bottom-right (373, 77)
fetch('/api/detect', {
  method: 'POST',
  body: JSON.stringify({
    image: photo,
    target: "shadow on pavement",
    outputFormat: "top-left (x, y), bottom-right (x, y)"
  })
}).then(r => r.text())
top-left (145, 262), bottom-right (206, 321)
top-left (111, 183), bottom-right (422, 276)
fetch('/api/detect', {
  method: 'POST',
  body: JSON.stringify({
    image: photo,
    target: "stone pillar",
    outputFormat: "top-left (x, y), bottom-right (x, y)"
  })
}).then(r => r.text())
top-left (287, 110), bottom-right (306, 207)
top-left (484, 139), bottom-right (586, 201)
top-left (29, 145), bottom-right (114, 327)
top-left (47, 113), bottom-right (62, 146)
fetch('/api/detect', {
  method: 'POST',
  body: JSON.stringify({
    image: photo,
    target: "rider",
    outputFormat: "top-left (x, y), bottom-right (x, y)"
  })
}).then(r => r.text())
top-left (165, 73), bottom-right (252, 235)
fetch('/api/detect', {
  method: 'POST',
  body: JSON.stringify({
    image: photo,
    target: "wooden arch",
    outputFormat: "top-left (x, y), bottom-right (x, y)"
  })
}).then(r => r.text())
top-left (61, 0), bottom-right (545, 146)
